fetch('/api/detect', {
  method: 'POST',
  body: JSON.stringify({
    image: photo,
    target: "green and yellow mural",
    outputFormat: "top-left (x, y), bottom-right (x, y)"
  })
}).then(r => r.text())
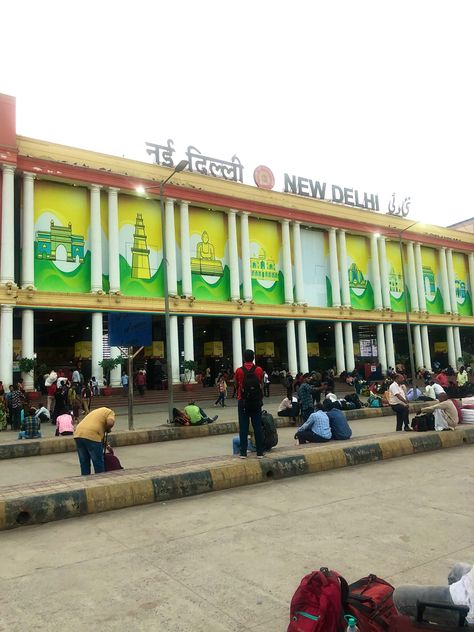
top-left (453, 252), bottom-right (472, 316)
top-left (248, 218), bottom-right (284, 304)
top-left (346, 235), bottom-right (374, 310)
top-left (118, 195), bottom-right (163, 297)
top-left (189, 207), bottom-right (230, 301)
top-left (34, 181), bottom-right (91, 292)
top-left (420, 247), bottom-right (444, 314)
top-left (385, 241), bottom-right (405, 312)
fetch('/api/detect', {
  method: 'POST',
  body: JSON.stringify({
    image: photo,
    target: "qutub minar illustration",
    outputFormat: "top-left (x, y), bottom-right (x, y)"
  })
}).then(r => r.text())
top-left (131, 213), bottom-right (151, 279)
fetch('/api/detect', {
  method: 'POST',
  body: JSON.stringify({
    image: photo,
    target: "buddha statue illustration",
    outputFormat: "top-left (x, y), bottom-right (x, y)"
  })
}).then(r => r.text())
top-left (191, 230), bottom-right (224, 276)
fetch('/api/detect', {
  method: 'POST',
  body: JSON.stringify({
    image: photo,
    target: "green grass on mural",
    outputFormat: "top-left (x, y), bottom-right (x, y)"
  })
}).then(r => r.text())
top-left (426, 288), bottom-right (445, 314)
top-left (34, 248), bottom-right (92, 293)
top-left (119, 255), bottom-right (164, 297)
top-left (350, 281), bottom-right (374, 310)
top-left (390, 292), bottom-right (406, 313)
top-left (326, 277), bottom-right (332, 307)
top-left (251, 271), bottom-right (285, 305)
top-left (102, 274), bottom-right (110, 293)
top-left (458, 291), bottom-right (473, 316)
top-left (192, 266), bottom-right (230, 301)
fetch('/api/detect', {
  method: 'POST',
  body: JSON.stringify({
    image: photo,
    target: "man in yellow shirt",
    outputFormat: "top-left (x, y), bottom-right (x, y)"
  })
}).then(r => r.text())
top-left (74, 407), bottom-right (115, 475)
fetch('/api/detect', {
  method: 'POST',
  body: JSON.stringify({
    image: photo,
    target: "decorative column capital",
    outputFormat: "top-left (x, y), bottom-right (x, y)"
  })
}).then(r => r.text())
top-left (0, 304), bottom-right (13, 314)
top-left (281, 218), bottom-right (290, 225)
top-left (329, 227), bottom-right (336, 234)
top-left (23, 172), bottom-right (36, 182)
top-left (165, 197), bottom-right (175, 204)
top-left (292, 220), bottom-right (301, 226)
top-left (179, 200), bottom-right (190, 207)
top-left (2, 164), bottom-right (15, 175)
top-left (108, 186), bottom-right (120, 194)
top-left (240, 211), bottom-right (250, 217)
top-left (89, 184), bottom-right (102, 192)
top-left (338, 228), bottom-right (346, 235)
top-left (228, 209), bottom-right (237, 216)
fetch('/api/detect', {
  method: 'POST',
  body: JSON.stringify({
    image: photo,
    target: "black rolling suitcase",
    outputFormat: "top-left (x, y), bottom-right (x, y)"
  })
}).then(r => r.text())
top-left (390, 600), bottom-right (469, 630)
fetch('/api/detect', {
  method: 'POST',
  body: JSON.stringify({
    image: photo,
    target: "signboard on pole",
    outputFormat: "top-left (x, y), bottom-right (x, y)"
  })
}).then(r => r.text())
top-left (108, 313), bottom-right (152, 347)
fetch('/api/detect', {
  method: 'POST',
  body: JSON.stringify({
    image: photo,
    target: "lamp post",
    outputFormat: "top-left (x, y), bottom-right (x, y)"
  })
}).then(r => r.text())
top-left (159, 159), bottom-right (188, 424)
top-left (137, 159), bottom-right (188, 424)
top-left (397, 221), bottom-right (419, 382)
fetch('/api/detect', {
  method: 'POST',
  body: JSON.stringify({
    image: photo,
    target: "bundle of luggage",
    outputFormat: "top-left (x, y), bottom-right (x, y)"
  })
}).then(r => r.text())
top-left (322, 393), bottom-right (364, 412)
top-left (287, 566), bottom-right (468, 631)
top-left (411, 412), bottom-right (435, 432)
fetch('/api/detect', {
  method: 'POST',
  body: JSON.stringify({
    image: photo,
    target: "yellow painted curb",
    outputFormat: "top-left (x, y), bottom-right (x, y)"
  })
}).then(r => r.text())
top-left (209, 460), bottom-right (264, 491)
top-left (85, 479), bottom-right (155, 514)
top-left (438, 431), bottom-right (464, 448)
top-left (378, 436), bottom-right (414, 459)
top-left (305, 448), bottom-right (347, 473)
top-left (0, 501), bottom-right (5, 531)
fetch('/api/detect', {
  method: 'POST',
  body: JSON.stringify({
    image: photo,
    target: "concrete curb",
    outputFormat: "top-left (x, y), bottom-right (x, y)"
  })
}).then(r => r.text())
top-left (0, 421), bottom-right (470, 531)
top-left (0, 403), bottom-right (424, 460)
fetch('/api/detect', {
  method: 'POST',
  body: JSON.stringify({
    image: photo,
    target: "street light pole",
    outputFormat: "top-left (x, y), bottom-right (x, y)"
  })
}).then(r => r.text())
top-left (158, 160), bottom-right (188, 424)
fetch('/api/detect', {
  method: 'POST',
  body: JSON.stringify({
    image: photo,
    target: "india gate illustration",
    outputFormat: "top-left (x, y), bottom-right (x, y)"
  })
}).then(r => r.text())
top-left (191, 231), bottom-right (224, 276)
top-left (131, 213), bottom-right (151, 279)
top-left (250, 248), bottom-right (278, 281)
top-left (36, 220), bottom-right (85, 262)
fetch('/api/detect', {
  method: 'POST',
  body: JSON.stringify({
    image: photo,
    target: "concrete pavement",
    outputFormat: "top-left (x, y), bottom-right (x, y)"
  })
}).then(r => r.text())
top-left (0, 445), bottom-right (473, 631)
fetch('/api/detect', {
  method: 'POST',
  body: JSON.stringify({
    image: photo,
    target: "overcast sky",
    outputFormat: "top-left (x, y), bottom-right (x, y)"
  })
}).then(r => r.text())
top-left (2, 0), bottom-right (473, 227)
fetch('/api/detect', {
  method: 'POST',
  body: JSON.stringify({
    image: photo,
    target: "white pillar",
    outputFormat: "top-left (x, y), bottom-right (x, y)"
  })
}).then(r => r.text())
top-left (297, 320), bottom-right (309, 374)
top-left (378, 237), bottom-right (391, 310)
top-left (376, 323), bottom-right (387, 373)
top-left (232, 318), bottom-right (242, 371)
top-left (228, 210), bottom-right (240, 301)
top-left (90, 185), bottom-right (103, 292)
top-left (446, 326), bottom-right (456, 368)
top-left (439, 248), bottom-right (452, 313)
top-left (165, 198), bottom-right (178, 296)
top-left (21, 173), bottom-right (35, 288)
top-left (108, 188), bottom-right (120, 293)
top-left (446, 249), bottom-right (458, 315)
top-left (281, 220), bottom-right (294, 304)
top-left (292, 222), bottom-right (305, 304)
top-left (343, 322), bottom-right (355, 372)
top-left (406, 242), bottom-right (419, 312)
top-left (180, 201), bottom-right (192, 297)
top-left (91, 312), bottom-right (104, 386)
top-left (240, 212), bottom-right (252, 301)
top-left (1, 164), bottom-right (15, 285)
top-left (413, 324), bottom-right (424, 370)
top-left (385, 323), bottom-right (396, 370)
top-left (287, 319), bottom-right (298, 376)
top-left (414, 243), bottom-right (427, 311)
top-left (169, 314), bottom-right (180, 383)
top-left (334, 322), bottom-right (345, 375)
top-left (21, 309), bottom-right (34, 391)
top-left (109, 346), bottom-right (122, 387)
top-left (328, 228), bottom-right (341, 307)
top-left (469, 254), bottom-right (474, 314)
top-left (453, 326), bottom-right (462, 368)
top-left (421, 325), bottom-right (432, 371)
top-left (370, 234), bottom-right (383, 310)
top-left (338, 230), bottom-right (351, 308)
top-left (183, 316), bottom-right (195, 382)
top-left (244, 318), bottom-right (254, 351)
top-left (0, 305), bottom-right (13, 386)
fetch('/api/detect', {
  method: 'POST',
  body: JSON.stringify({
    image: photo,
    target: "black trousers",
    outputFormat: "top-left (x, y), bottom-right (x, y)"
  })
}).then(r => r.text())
top-left (296, 431), bottom-right (330, 444)
top-left (391, 404), bottom-right (410, 431)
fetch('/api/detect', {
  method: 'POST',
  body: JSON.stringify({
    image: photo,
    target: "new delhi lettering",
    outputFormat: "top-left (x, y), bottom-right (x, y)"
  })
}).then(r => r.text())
top-left (284, 174), bottom-right (380, 212)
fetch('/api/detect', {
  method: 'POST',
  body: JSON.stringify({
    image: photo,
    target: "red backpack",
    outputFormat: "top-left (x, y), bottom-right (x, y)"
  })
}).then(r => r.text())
top-left (346, 574), bottom-right (398, 631)
top-left (287, 567), bottom-right (348, 632)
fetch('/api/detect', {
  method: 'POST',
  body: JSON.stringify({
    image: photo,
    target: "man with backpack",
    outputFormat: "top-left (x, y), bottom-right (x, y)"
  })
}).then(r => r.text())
top-left (234, 349), bottom-right (265, 459)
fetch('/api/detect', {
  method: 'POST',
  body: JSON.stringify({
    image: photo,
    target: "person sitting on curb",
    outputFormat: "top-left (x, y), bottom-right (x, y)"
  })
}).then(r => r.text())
top-left (277, 388), bottom-right (300, 423)
top-left (327, 407), bottom-right (352, 440)
top-left (421, 392), bottom-right (459, 430)
top-left (184, 401), bottom-right (218, 425)
top-left (17, 407), bottom-right (42, 440)
top-left (232, 426), bottom-right (256, 455)
top-left (294, 403), bottom-right (331, 444)
top-left (394, 562), bottom-right (474, 627)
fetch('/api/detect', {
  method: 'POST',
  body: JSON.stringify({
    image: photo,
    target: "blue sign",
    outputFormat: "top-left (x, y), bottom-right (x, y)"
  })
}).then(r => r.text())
top-left (108, 313), bottom-right (152, 347)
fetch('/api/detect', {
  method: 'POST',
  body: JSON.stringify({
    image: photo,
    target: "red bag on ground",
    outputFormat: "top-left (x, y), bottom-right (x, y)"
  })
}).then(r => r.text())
top-left (287, 567), bottom-right (348, 632)
top-left (346, 574), bottom-right (398, 631)
top-left (104, 447), bottom-right (123, 471)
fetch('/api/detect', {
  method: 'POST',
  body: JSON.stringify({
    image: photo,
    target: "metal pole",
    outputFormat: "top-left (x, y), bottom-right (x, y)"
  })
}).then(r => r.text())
top-left (160, 182), bottom-right (174, 425)
top-left (399, 236), bottom-right (416, 383)
top-left (128, 345), bottom-right (134, 430)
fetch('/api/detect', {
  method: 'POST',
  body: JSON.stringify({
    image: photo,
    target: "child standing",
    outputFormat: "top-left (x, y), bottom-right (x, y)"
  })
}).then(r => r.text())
top-left (215, 376), bottom-right (227, 407)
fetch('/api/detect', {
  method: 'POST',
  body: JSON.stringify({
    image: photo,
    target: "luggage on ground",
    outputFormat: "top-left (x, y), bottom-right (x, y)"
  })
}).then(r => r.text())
top-left (261, 410), bottom-right (278, 450)
top-left (389, 600), bottom-right (469, 630)
top-left (287, 567), bottom-right (348, 632)
top-left (346, 574), bottom-right (397, 631)
top-left (345, 393), bottom-right (363, 409)
top-left (411, 412), bottom-right (435, 432)
top-left (104, 446), bottom-right (123, 471)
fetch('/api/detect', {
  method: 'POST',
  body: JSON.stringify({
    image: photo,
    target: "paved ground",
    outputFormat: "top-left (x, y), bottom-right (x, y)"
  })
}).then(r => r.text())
top-left (2, 413), bottom-right (402, 484)
top-left (0, 445), bottom-right (473, 631)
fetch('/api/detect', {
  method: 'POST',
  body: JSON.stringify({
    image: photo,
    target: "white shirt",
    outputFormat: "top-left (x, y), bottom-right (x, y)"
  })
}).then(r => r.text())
top-left (450, 567), bottom-right (474, 624)
top-left (388, 382), bottom-right (406, 406)
top-left (433, 383), bottom-right (446, 396)
top-left (72, 370), bottom-right (80, 383)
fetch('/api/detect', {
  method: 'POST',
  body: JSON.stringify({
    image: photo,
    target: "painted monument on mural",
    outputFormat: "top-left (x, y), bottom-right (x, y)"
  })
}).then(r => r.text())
top-left (248, 217), bottom-right (284, 304)
top-left (345, 235), bottom-right (374, 310)
top-left (34, 181), bottom-right (91, 292)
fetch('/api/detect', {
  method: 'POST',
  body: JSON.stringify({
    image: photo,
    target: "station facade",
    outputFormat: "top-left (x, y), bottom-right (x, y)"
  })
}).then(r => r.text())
top-left (1, 93), bottom-right (474, 390)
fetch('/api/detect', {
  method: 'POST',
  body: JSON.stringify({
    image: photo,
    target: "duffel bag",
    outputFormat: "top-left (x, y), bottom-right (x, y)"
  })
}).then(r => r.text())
top-left (411, 413), bottom-right (435, 432)
top-left (346, 574), bottom-right (398, 632)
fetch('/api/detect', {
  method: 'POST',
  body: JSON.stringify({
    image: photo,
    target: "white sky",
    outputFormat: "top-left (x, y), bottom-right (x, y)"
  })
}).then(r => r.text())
top-left (2, 0), bottom-right (473, 227)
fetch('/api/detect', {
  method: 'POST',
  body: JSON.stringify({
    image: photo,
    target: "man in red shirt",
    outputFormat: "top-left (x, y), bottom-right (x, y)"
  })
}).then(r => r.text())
top-left (234, 349), bottom-right (264, 458)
